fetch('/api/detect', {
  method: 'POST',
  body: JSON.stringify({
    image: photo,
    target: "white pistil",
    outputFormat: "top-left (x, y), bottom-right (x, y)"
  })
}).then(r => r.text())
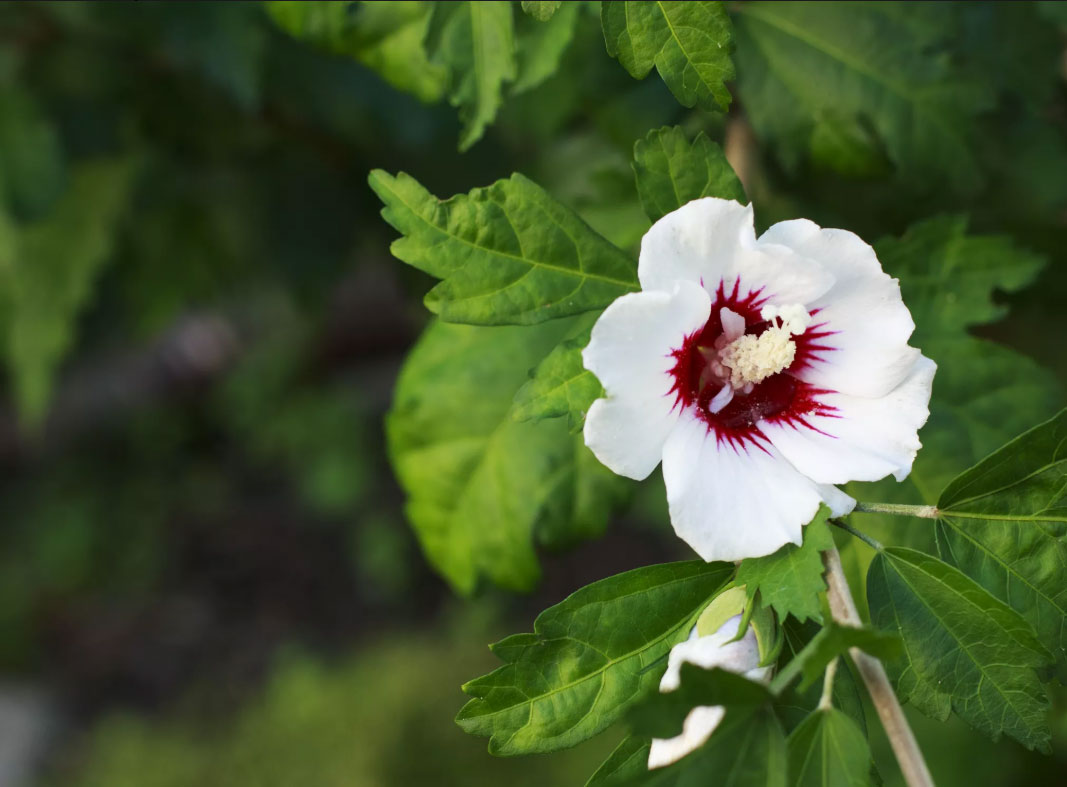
top-left (711, 304), bottom-right (811, 395)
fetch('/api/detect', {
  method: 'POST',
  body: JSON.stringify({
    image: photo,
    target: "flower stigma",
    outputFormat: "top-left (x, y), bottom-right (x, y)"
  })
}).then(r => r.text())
top-left (698, 303), bottom-right (811, 414)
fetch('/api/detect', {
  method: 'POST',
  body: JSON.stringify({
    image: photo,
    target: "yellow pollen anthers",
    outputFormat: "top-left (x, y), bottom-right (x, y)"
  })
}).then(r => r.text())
top-left (720, 304), bottom-right (811, 390)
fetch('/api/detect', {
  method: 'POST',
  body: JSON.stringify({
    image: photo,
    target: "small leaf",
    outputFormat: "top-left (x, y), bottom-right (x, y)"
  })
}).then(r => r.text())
top-left (521, 1), bottom-right (562, 22)
top-left (369, 170), bottom-right (639, 325)
top-left (601, 1), bottom-right (734, 111)
top-left (457, 561), bottom-right (735, 754)
top-left (770, 622), bottom-right (900, 695)
top-left (632, 126), bottom-right (746, 223)
top-left (426, 0), bottom-right (517, 150)
top-left (736, 508), bottom-right (833, 624)
top-left (867, 547), bottom-right (1052, 751)
top-left (512, 313), bottom-right (600, 431)
top-left (935, 407), bottom-right (1067, 680)
top-left (787, 709), bottom-right (872, 787)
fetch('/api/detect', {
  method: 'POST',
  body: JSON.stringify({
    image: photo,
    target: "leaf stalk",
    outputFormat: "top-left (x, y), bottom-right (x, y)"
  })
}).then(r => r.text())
top-left (853, 501), bottom-right (939, 519)
top-left (822, 547), bottom-right (935, 787)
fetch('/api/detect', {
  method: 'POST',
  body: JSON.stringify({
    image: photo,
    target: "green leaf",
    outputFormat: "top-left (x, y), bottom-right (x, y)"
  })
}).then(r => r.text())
top-left (632, 126), bottom-right (746, 223)
top-left (511, 312), bottom-right (600, 431)
top-left (787, 709), bottom-right (872, 787)
top-left (867, 547), bottom-right (1052, 751)
top-left (426, 0), bottom-right (517, 150)
top-left (587, 736), bottom-right (652, 787)
top-left (4, 158), bottom-right (138, 425)
top-left (513, 0), bottom-right (579, 93)
top-left (369, 170), bottom-right (638, 325)
top-left (387, 318), bottom-right (627, 594)
top-left (521, 1), bottom-right (562, 22)
top-left (0, 86), bottom-right (65, 219)
top-left (733, 2), bottom-right (993, 190)
top-left (457, 560), bottom-right (735, 754)
top-left (601, 1), bottom-right (734, 112)
top-left (615, 707), bottom-right (786, 787)
top-left (266, 1), bottom-right (447, 102)
top-left (735, 508), bottom-right (832, 624)
top-left (770, 622), bottom-right (900, 696)
top-left (935, 408), bottom-right (1067, 680)
top-left (629, 665), bottom-right (774, 740)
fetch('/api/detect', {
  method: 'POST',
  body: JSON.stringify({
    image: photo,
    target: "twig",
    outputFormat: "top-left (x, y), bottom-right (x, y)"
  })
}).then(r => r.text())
top-left (830, 518), bottom-right (883, 551)
top-left (818, 656), bottom-right (838, 711)
top-left (822, 547), bottom-right (935, 787)
top-left (852, 501), bottom-right (938, 519)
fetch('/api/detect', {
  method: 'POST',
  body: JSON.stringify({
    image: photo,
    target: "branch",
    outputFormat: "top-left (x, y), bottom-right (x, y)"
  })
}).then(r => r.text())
top-left (822, 547), bottom-right (935, 787)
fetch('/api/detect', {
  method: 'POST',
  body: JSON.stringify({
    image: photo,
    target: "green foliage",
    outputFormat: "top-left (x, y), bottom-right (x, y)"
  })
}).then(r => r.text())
top-left (514, 0), bottom-right (580, 94)
top-left (601, 1), bottom-right (735, 112)
top-left (426, 0), bottom-right (517, 150)
top-left (267, 1), bottom-right (448, 102)
top-left (370, 169), bottom-right (638, 325)
top-left (511, 312), bottom-right (601, 431)
top-left (0, 86), bottom-right (65, 219)
top-left (733, 2), bottom-right (992, 190)
top-left (2, 158), bottom-right (138, 424)
top-left (522, 1), bottom-right (563, 22)
top-left (388, 318), bottom-right (627, 593)
top-left (787, 708), bottom-right (872, 787)
top-left (770, 622), bottom-right (900, 695)
top-left (935, 408), bottom-right (1067, 681)
top-left (867, 547), bottom-right (1053, 751)
top-left (457, 561), bottom-right (734, 754)
top-left (632, 125), bottom-right (746, 223)
top-left (736, 508), bottom-right (833, 624)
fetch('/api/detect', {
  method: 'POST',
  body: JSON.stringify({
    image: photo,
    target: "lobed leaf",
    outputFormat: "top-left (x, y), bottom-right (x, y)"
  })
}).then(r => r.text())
top-left (369, 170), bottom-right (638, 325)
top-left (867, 547), bottom-right (1052, 751)
top-left (736, 508), bottom-right (833, 625)
top-left (457, 561), bottom-right (735, 754)
top-left (632, 126), bottom-right (746, 223)
top-left (786, 708), bottom-right (872, 787)
top-left (601, 1), bottom-right (734, 112)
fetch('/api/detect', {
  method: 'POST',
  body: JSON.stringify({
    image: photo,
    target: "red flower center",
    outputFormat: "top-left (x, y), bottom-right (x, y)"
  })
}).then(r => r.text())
top-left (667, 280), bottom-right (838, 448)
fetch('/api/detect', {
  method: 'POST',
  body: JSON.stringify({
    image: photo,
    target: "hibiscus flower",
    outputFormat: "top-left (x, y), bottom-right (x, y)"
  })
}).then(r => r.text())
top-left (582, 198), bottom-right (935, 561)
top-left (648, 614), bottom-right (772, 769)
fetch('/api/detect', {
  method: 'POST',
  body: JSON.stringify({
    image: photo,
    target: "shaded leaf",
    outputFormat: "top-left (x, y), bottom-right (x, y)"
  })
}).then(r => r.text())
top-left (787, 708), bottom-right (872, 787)
top-left (513, 0), bottom-right (579, 93)
top-left (632, 125), bottom-right (746, 223)
top-left (733, 2), bottom-right (993, 190)
top-left (369, 170), bottom-right (638, 325)
top-left (770, 622), bottom-right (900, 695)
top-left (602, 1), bottom-right (734, 111)
top-left (426, 0), bottom-right (517, 150)
top-left (387, 318), bottom-right (627, 594)
top-left (736, 508), bottom-right (832, 624)
top-left (936, 408), bottom-right (1067, 680)
top-left (867, 548), bottom-right (1052, 751)
top-left (522, 1), bottom-right (563, 22)
top-left (586, 736), bottom-right (651, 787)
top-left (457, 561), bottom-right (734, 753)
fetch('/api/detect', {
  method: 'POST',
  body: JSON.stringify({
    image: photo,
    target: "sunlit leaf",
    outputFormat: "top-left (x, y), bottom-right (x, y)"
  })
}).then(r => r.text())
top-left (369, 170), bottom-right (638, 325)
top-left (632, 125), bottom-right (745, 223)
top-left (601, 1), bottom-right (734, 111)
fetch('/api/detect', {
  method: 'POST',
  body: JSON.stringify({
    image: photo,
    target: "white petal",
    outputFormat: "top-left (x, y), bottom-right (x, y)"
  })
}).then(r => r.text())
top-left (759, 355), bottom-right (937, 484)
top-left (582, 282), bottom-right (710, 480)
top-left (648, 706), bottom-right (725, 769)
top-left (759, 219), bottom-right (920, 397)
top-left (661, 411), bottom-right (850, 561)
top-left (639, 199), bottom-right (835, 305)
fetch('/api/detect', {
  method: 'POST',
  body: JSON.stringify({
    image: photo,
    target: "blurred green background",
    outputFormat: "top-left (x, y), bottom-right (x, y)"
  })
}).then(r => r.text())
top-left (0, 2), bottom-right (1063, 786)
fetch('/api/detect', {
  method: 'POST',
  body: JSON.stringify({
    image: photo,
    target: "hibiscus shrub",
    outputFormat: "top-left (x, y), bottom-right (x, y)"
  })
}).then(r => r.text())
top-left (323, 1), bottom-right (1066, 784)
